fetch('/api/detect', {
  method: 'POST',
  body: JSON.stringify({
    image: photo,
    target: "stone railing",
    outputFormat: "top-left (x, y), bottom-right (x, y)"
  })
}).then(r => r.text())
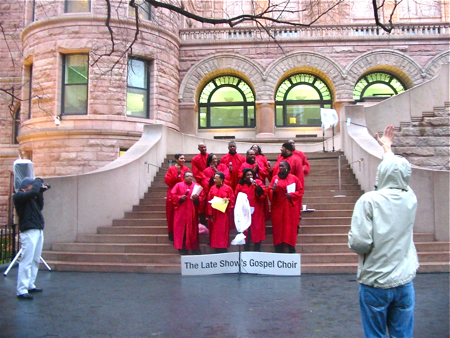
top-left (180, 22), bottom-right (450, 42)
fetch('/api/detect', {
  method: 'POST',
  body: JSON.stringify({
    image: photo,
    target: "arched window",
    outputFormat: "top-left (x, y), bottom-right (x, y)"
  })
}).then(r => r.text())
top-left (275, 73), bottom-right (332, 127)
top-left (198, 75), bottom-right (255, 128)
top-left (353, 72), bottom-right (406, 101)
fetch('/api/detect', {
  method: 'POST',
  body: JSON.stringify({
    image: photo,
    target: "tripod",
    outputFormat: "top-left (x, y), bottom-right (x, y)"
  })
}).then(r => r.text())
top-left (3, 247), bottom-right (52, 276)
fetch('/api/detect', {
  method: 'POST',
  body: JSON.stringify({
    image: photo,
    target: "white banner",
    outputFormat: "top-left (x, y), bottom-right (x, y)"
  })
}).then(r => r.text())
top-left (181, 252), bottom-right (301, 276)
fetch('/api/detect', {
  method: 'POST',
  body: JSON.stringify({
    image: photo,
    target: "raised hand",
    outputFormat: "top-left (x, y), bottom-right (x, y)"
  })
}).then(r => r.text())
top-left (375, 125), bottom-right (395, 153)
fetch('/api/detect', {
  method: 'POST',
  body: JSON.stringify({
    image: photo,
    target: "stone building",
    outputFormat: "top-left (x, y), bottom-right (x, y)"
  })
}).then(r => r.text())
top-left (0, 0), bottom-right (449, 227)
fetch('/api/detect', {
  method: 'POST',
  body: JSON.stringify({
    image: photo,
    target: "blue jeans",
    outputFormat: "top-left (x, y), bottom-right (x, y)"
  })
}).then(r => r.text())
top-left (359, 281), bottom-right (415, 338)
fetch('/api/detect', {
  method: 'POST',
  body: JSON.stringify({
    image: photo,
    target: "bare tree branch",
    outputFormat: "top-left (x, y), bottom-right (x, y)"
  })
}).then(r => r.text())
top-left (372, 0), bottom-right (403, 33)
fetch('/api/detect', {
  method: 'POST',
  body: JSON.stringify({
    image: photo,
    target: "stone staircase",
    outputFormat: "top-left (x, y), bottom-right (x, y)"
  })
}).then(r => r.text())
top-left (393, 102), bottom-right (450, 171)
top-left (42, 152), bottom-right (450, 274)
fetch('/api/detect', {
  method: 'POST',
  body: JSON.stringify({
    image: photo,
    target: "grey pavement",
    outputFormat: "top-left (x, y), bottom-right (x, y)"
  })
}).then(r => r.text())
top-left (0, 270), bottom-right (448, 338)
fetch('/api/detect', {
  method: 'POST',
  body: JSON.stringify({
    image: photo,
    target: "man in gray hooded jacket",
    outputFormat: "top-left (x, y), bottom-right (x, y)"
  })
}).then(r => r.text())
top-left (348, 125), bottom-right (419, 338)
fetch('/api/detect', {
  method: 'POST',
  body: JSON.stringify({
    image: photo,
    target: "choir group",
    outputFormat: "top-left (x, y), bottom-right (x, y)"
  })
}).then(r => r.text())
top-left (164, 141), bottom-right (310, 255)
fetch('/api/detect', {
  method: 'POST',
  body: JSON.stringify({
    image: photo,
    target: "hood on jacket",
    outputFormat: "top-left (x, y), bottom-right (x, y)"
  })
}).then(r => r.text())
top-left (375, 153), bottom-right (411, 191)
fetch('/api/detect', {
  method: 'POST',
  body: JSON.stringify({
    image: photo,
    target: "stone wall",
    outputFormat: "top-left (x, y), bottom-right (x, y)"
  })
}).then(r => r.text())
top-left (394, 103), bottom-right (450, 171)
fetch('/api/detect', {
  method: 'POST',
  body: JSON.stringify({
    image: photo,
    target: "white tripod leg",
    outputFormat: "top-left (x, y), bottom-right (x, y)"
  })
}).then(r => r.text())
top-left (40, 256), bottom-right (52, 271)
top-left (3, 248), bottom-right (22, 276)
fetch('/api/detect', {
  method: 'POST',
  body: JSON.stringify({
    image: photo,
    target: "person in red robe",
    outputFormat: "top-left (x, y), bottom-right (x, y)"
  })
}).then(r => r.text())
top-left (202, 153), bottom-right (231, 204)
top-left (238, 149), bottom-right (269, 181)
top-left (272, 142), bottom-right (305, 214)
top-left (207, 172), bottom-right (235, 253)
top-left (250, 144), bottom-right (272, 182)
top-left (164, 154), bottom-right (191, 241)
top-left (220, 141), bottom-right (245, 191)
top-left (272, 142), bottom-right (304, 182)
top-left (288, 139), bottom-right (311, 177)
top-left (191, 142), bottom-right (209, 223)
top-left (171, 171), bottom-right (203, 255)
top-left (235, 168), bottom-right (266, 251)
top-left (191, 142), bottom-right (209, 189)
top-left (269, 161), bottom-right (304, 253)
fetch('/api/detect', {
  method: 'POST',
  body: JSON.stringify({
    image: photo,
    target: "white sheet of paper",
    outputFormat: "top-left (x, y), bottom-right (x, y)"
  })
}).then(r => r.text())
top-left (191, 184), bottom-right (203, 199)
top-left (287, 183), bottom-right (296, 193)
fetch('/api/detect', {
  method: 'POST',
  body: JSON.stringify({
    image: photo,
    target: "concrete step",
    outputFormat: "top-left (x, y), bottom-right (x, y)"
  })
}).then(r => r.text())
top-left (40, 261), bottom-right (181, 274)
top-left (301, 210), bottom-right (353, 217)
top-left (98, 226), bottom-right (168, 235)
top-left (124, 211), bottom-right (166, 219)
top-left (112, 219), bottom-right (167, 226)
top-left (43, 251), bottom-right (181, 264)
top-left (133, 204), bottom-right (166, 212)
top-left (51, 242), bottom-right (176, 254)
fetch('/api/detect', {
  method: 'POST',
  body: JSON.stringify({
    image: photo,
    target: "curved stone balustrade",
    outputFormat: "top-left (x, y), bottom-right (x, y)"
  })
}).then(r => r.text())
top-left (180, 23), bottom-right (450, 42)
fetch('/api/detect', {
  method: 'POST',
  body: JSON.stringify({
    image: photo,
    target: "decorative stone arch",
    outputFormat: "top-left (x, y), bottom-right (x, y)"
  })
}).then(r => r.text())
top-left (425, 51), bottom-right (450, 79)
top-left (346, 50), bottom-right (424, 94)
top-left (265, 52), bottom-right (345, 101)
top-left (179, 54), bottom-right (265, 103)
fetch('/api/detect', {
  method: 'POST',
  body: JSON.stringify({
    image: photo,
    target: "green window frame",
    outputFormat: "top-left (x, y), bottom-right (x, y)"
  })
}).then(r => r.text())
top-left (353, 72), bottom-right (406, 101)
top-left (62, 54), bottom-right (89, 115)
top-left (126, 58), bottom-right (150, 118)
top-left (198, 75), bottom-right (255, 129)
top-left (275, 73), bottom-right (332, 127)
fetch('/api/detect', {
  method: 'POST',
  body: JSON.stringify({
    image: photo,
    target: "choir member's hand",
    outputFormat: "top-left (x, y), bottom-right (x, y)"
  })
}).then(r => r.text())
top-left (228, 162), bottom-right (233, 173)
top-left (286, 193), bottom-right (291, 201)
top-left (272, 179), bottom-right (278, 191)
top-left (254, 162), bottom-right (259, 172)
top-left (180, 195), bottom-right (187, 201)
top-left (223, 197), bottom-right (229, 203)
top-left (192, 194), bottom-right (198, 201)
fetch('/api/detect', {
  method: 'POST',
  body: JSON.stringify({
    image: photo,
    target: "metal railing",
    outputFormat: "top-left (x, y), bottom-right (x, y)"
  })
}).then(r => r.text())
top-left (0, 224), bottom-right (17, 265)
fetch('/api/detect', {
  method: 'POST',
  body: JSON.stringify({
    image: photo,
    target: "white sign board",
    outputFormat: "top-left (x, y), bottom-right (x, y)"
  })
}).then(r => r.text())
top-left (181, 252), bottom-right (301, 276)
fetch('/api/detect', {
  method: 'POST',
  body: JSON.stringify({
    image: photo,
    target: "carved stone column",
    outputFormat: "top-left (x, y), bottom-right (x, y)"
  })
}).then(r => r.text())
top-left (255, 100), bottom-right (275, 138)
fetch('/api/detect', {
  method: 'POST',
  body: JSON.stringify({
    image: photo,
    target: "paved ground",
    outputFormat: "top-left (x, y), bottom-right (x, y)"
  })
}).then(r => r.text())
top-left (0, 269), bottom-right (448, 338)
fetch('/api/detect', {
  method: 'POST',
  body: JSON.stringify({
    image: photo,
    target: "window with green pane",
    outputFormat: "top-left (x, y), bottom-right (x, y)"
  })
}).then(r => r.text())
top-left (62, 54), bottom-right (88, 115)
top-left (198, 75), bottom-right (255, 129)
top-left (127, 58), bottom-right (149, 118)
top-left (65, 0), bottom-right (90, 12)
top-left (353, 72), bottom-right (406, 101)
top-left (275, 73), bottom-right (332, 127)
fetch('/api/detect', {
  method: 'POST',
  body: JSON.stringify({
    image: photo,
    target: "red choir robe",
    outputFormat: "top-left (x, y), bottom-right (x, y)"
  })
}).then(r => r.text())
top-left (272, 154), bottom-right (305, 211)
top-left (255, 154), bottom-right (271, 182)
top-left (235, 179), bottom-right (266, 243)
top-left (293, 150), bottom-right (310, 176)
top-left (220, 153), bottom-right (246, 191)
top-left (202, 164), bottom-right (231, 213)
top-left (238, 161), bottom-right (269, 181)
top-left (191, 153), bottom-right (209, 190)
top-left (191, 153), bottom-right (209, 213)
top-left (171, 181), bottom-right (204, 250)
top-left (164, 165), bottom-right (190, 234)
top-left (207, 184), bottom-right (235, 249)
top-left (268, 173), bottom-right (304, 247)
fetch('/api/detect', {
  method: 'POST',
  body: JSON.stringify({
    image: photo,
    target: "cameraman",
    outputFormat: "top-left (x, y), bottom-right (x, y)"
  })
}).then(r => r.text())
top-left (13, 177), bottom-right (49, 300)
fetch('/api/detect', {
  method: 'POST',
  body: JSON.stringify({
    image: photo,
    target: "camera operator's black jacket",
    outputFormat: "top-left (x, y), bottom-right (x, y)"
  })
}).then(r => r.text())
top-left (13, 178), bottom-right (45, 232)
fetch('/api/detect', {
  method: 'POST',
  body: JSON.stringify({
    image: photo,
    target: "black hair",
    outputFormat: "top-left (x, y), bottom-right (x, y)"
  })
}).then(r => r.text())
top-left (215, 171), bottom-right (225, 181)
top-left (174, 154), bottom-right (184, 160)
top-left (183, 171), bottom-right (193, 178)
top-left (250, 144), bottom-right (263, 155)
top-left (207, 153), bottom-right (216, 167)
top-left (239, 168), bottom-right (254, 185)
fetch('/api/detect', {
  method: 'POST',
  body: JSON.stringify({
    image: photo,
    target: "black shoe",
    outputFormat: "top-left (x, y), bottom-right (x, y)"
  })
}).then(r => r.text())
top-left (17, 293), bottom-right (33, 300)
top-left (168, 232), bottom-right (174, 242)
top-left (192, 249), bottom-right (202, 255)
top-left (28, 288), bottom-right (43, 293)
top-left (178, 249), bottom-right (189, 255)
